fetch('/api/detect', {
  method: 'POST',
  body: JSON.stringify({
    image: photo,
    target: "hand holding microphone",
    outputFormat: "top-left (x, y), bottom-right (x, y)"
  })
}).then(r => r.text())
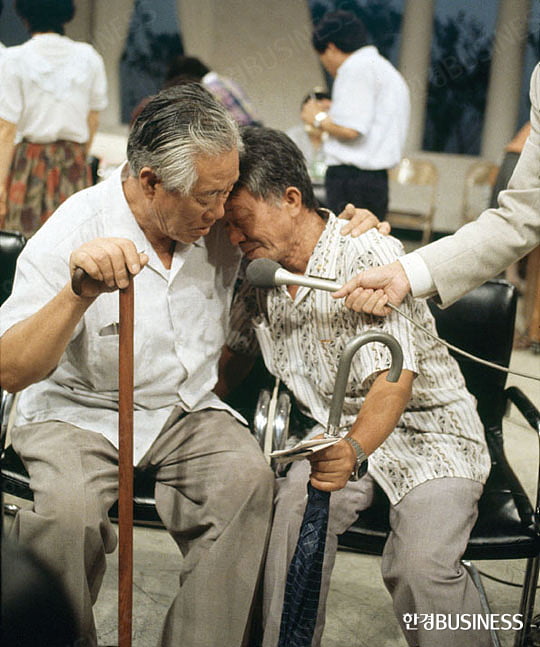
top-left (245, 259), bottom-right (540, 381)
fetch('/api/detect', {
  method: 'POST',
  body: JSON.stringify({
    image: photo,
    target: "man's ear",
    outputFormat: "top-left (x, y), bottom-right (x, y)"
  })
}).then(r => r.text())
top-left (283, 186), bottom-right (302, 215)
top-left (139, 167), bottom-right (160, 199)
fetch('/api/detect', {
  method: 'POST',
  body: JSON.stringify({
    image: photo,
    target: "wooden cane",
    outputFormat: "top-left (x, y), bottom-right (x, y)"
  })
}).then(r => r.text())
top-left (118, 278), bottom-right (134, 647)
top-left (72, 269), bottom-right (134, 647)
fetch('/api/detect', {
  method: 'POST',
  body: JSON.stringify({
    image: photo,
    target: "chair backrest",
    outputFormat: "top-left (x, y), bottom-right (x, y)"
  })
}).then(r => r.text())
top-left (0, 231), bottom-right (26, 306)
top-left (389, 157), bottom-right (438, 186)
top-left (427, 279), bottom-right (517, 430)
top-left (462, 160), bottom-right (499, 224)
top-left (387, 157), bottom-right (439, 244)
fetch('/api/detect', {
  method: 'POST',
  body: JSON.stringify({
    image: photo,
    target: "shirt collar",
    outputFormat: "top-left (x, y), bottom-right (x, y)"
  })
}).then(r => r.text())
top-left (305, 210), bottom-right (341, 281)
top-left (103, 162), bottom-right (206, 278)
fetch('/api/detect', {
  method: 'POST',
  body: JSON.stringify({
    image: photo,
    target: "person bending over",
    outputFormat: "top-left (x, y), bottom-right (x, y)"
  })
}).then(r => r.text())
top-left (0, 84), bottom-right (273, 647)
top-left (218, 126), bottom-right (491, 647)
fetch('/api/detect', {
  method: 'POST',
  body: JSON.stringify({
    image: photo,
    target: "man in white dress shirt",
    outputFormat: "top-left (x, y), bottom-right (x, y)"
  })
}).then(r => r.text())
top-left (301, 10), bottom-right (410, 219)
top-left (0, 84), bottom-right (273, 647)
top-left (333, 65), bottom-right (540, 315)
top-left (218, 127), bottom-right (491, 647)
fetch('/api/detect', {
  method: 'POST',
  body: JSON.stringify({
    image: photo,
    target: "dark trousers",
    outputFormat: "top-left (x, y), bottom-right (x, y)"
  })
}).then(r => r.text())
top-left (325, 165), bottom-right (389, 220)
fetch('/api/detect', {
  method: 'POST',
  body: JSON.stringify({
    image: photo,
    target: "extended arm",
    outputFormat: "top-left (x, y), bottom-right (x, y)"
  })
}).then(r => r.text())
top-left (86, 110), bottom-right (100, 155)
top-left (309, 368), bottom-right (414, 491)
top-left (333, 64), bottom-right (540, 314)
top-left (0, 238), bottom-right (148, 392)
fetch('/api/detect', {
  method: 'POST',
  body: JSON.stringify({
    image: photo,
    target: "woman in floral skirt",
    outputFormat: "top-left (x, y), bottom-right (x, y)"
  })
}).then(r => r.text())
top-left (0, 0), bottom-right (107, 237)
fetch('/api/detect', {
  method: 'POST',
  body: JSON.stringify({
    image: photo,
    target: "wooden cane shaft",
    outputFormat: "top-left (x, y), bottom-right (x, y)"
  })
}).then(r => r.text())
top-left (118, 280), bottom-right (134, 647)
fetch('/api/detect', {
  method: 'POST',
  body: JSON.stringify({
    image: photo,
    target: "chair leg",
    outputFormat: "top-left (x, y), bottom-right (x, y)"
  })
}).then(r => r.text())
top-left (462, 560), bottom-right (501, 647)
top-left (514, 556), bottom-right (540, 647)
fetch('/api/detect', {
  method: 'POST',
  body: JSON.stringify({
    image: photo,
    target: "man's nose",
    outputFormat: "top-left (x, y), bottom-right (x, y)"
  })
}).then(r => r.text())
top-left (211, 194), bottom-right (229, 220)
top-left (227, 223), bottom-right (246, 246)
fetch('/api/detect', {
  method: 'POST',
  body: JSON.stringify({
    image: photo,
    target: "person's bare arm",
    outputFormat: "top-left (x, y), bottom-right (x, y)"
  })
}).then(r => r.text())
top-left (309, 368), bottom-right (414, 491)
top-left (214, 345), bottom-right (256, 400)
top-left (85, 110), bottom-right (100, 155)
top-left (0, 238), bottom-right (148, 393)
top-left (0, 117), bottom-right (17, 226)
top-left (301, 99), bottom-right (358, 141)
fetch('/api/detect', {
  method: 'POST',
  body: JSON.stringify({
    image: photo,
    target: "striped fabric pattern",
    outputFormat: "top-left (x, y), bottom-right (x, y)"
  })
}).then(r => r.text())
top-left (227, 214), bottom-right (491, 505)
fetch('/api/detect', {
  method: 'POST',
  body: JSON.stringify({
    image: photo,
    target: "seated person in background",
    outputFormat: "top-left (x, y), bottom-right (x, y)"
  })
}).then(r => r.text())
top-left (218, 126), bottom-right (492, 647)
top-left (165, 54), bottom-right (262, 126)
top-left (0, 84), bottom-right (273, 647)
top-left (286, 87), bottom-right (331, 184)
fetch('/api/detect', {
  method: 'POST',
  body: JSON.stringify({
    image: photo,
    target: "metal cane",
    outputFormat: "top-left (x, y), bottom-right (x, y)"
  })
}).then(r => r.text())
top-left (72, 269), bottom-right (134, 647)
top-left (278, 331), bottom-right (403, 647)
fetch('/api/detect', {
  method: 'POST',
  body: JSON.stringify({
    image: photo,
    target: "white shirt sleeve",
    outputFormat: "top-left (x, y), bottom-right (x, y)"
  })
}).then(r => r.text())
top-left (398, 252), bottom-right (437, 299)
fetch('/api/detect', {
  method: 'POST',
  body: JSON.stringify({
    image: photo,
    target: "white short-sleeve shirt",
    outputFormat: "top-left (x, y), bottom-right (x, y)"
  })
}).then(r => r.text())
top-left (324, 46), bottom-right (410, 170)
top-left (0, 34), bottom-right (108, 143)
top-left (0, 165), bottom-right (244, 463)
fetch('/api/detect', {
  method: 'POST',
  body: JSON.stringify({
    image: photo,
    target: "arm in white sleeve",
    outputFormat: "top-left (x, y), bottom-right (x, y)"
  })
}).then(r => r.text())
top-left (398, 252), bottom-right (437, 299)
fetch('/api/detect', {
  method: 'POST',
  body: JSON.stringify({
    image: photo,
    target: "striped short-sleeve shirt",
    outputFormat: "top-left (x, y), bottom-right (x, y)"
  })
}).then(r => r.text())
top-left (227, 214), bottom-right (491, 504)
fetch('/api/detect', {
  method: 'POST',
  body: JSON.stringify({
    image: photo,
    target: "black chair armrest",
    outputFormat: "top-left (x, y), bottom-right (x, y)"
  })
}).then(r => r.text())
top-left (505, 385), bottom-right (540, 532)
top-left (506, 386), bottom-right (540, 431)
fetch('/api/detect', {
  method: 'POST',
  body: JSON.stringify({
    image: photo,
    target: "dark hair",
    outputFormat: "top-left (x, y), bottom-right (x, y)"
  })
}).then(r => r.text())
top-left (234, 126), bottom-right (317, 211)
top-left (0, 1), bottom-right (3, 16)
top-left (15, 0), bottom-right (74, 34)
top-left (301, 87), bottom-right (331, 106)
top-left (162, 73), bottom-right (204, 90)
top-left (165, 55), bottom-right (210, 83)
top-left (127, 82), bottom-right (241, 193)
top-left (312, 10), bottom-right (368, 54)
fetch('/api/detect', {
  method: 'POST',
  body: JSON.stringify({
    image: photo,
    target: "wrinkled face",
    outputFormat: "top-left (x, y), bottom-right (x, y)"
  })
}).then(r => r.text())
top-left (151, 149), bottom-right (239, 244)
top-left (224, 188), bottom-right (294, 262)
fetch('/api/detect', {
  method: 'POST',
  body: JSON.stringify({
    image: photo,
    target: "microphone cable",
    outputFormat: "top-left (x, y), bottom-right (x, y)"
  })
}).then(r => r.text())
top-left (245, 258), bottom-right (540, 382)
top-left (387, 303), bottom-right (540, 382)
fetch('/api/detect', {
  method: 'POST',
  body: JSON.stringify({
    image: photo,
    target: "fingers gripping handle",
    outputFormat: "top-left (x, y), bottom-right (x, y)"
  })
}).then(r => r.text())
top-left (326, 331), bottom-right (403, 437)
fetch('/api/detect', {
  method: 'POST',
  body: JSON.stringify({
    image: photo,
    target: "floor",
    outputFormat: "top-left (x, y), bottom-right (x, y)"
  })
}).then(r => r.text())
top-left (3, 303), bottom-right (539, 647)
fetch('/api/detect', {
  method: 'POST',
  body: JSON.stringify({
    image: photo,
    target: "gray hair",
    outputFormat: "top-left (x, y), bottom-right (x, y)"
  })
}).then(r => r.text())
top-left (127, 83), bottom-right (242, 193)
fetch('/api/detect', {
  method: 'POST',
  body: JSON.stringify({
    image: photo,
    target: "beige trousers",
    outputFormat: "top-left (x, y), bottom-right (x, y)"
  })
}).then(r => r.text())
top-left (262, 461), bottom-right (489, 647)
top-left (11, 409), bottom-right (274, 647)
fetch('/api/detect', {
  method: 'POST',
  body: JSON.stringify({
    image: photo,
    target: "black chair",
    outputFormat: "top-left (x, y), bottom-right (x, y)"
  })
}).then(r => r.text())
top-left (337, 280), bottom-right (540, 647)
top-left (0, 231), bottom-right (26, 307)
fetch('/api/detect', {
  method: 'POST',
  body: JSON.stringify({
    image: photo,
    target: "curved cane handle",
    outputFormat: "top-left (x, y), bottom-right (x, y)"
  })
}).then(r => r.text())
top-left (326, 331), bottom-right (403, 436)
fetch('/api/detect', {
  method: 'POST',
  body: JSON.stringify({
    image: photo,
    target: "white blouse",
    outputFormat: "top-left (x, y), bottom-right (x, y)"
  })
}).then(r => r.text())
top-left (0, 33), bottom-right (107, 144)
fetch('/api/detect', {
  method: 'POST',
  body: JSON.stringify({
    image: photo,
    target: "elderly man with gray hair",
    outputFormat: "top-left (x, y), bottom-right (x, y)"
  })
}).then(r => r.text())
top-left (0, 83), bottom-right (274, 647)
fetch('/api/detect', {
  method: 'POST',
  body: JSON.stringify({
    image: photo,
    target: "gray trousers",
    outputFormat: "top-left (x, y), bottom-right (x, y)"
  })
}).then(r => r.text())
top-left (262, 461), bottom-right (489, 647)
top-left (11, 409), bottom-right (274, 647)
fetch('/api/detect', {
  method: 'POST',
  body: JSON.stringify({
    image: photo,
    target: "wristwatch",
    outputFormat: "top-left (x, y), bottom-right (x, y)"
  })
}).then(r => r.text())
top-left (344, 436), bottom-right (368, 481)
top-left (312, 111), bottom-right (328, 129)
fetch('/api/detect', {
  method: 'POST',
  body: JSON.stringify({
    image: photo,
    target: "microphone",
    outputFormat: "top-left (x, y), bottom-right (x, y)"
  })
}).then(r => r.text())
top-left (246, 258), bottom-right (342, 292)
